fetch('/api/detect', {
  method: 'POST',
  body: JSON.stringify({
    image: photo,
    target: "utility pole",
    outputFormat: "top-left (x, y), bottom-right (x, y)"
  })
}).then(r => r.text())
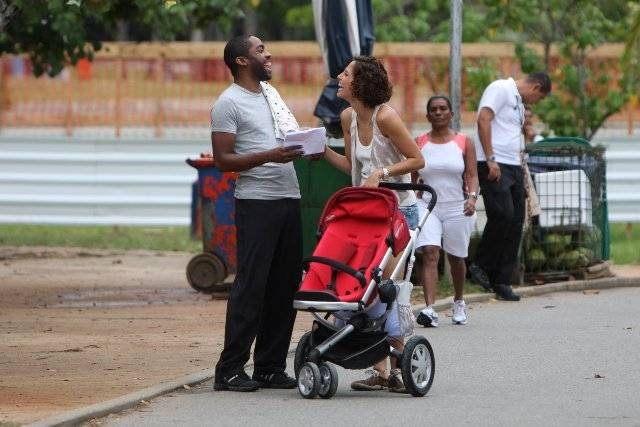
top-left (443, 0), bottom-right (463, 283)
top-left (449, 0), bottom-right (462, 131)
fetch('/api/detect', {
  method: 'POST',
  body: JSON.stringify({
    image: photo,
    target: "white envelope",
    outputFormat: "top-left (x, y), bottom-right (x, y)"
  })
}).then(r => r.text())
top-left (283, 127), bottom-right (327, 156)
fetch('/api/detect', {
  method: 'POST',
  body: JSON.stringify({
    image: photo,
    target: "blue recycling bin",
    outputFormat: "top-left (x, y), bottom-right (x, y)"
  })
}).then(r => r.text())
top-left (186, 155), bottom-right (237, 293)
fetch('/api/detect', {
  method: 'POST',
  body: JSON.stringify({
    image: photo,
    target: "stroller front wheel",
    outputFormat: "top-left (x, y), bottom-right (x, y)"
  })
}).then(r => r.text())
top-left (294, 331), bottom-right (313, 379)
top-left (297, 362), bottom-right (321, 399)
top-left (318, 362), bottom-right (338, 399)
top-left (401, 335), bottom-right (435, 397)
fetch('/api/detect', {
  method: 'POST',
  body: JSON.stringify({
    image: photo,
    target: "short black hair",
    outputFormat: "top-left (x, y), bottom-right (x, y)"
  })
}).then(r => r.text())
top-left (351, 56), bottom-right (392, 108)
top-left (527, 72), bottom-right (552, 94)
top-left (426, 95), bottom-right (452, 111)
top-left (223, 35), bottom-right (253, 78)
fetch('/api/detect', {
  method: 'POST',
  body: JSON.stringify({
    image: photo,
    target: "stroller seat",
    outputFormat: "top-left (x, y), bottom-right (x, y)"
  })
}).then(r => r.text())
top-left (294, 187), bottom-right (409, 311)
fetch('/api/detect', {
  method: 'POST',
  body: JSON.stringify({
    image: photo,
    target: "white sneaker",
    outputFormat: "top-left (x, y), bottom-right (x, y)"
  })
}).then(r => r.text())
top-left (452, 299), bottom-right (467, 325)
top-left (416, 306), bottom-right (439, 327)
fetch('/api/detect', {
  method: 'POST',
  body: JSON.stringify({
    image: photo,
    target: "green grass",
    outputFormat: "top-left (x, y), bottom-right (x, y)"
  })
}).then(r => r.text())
top-left (411, 278), bottom-right (487, 304)
top-left (436, 279), bottom-right (487, 297)
top-left (0, 223), bottom-right (634, 307)
top-left (0, 224), bottom-right (200, 252)
top-left (610, 222), bottom-right (640, 265)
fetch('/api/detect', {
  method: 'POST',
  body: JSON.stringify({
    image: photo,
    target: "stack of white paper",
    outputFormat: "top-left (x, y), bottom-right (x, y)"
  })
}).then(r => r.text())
top-left (283, 127), bottom-right (327, 155)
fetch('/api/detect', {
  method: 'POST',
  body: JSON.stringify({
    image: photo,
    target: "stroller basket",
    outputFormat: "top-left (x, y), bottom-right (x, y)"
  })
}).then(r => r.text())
top-left (310, 321), bottom-right (389, 370)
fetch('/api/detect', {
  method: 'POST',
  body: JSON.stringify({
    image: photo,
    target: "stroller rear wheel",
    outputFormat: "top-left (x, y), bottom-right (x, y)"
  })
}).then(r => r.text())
top-left (294, 331), bottom-right (313, 379)
top-left (401, 335), bottom-right (435, 397)
top-left (297, 362), bottom-right (321, 399)
top-left (318, 362), bottom-right (338, 399)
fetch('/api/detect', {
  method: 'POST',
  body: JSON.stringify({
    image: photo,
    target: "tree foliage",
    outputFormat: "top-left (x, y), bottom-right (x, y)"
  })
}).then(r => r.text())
top-left (481, 0), bottom-right (632, 140)
top-left (371, 0), bottom-right (494, 42)
top-left (0, 0), bottom-right (242, 77)
top-left (252, 0), bottom-right (311, 40)
top-left (284, 3), bottom-right (315, 40)
top-left (464, 58), bottom-right (500, 112)
top-left (484, 0), bottom-right (630, 68)
top-left (622, 2), bottom-right (640, 96)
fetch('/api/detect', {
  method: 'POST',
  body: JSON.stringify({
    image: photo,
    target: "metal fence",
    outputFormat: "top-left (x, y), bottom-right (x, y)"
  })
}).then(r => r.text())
top-left (602, 138), bottom-right (640, 223)
top-left (0, 134), bottom-right (637, 227)
top-left (0, 136), bottom-right (206, 225)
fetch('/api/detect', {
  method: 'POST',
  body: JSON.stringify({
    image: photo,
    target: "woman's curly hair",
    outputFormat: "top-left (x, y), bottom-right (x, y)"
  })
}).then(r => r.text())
top-left (351, 56), bottom-right (392, 108)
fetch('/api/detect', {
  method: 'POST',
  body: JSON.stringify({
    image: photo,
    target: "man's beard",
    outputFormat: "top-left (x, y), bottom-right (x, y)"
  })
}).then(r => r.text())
top-left (249, 58), bottom-right (271, 81)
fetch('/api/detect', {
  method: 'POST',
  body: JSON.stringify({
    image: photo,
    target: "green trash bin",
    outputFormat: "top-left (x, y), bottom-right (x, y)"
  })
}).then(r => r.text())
top-left (294, 143), bottom-right (351, 257)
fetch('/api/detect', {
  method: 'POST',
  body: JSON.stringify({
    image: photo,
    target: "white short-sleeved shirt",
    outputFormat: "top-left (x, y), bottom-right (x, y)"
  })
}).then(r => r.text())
top-left (210, 84), bottom-right (300, 200)
top-left (474, 78), bottom-right (524, 166)
top-left (415, 133), bottom-right (467, 203)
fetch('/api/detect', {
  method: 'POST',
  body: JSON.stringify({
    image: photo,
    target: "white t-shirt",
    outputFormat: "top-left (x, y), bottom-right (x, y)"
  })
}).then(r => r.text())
top-left (475, 78), bottom-right (524, 166)
top-left (415, 133), bottom-right (467, 203)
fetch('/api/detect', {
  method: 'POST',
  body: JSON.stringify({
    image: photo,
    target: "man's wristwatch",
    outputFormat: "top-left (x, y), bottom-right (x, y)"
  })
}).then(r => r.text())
top-left (467, 192), bottom-right (478, 200)
top-left (382, 167), bottom-right (390, 180)
top-left (487, 155), bottom-right (496, 163)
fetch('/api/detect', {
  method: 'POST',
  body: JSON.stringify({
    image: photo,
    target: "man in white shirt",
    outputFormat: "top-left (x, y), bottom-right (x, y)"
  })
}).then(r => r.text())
top-left (469, 72), bottom-right (551, 301)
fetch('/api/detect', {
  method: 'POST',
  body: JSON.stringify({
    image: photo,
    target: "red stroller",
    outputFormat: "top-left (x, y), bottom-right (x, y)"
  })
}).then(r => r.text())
top-left (293, 182), bottom-right (437, 399)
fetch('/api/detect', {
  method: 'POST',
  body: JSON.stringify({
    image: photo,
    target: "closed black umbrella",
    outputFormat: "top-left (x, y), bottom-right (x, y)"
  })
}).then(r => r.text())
top-left (312, 0), bottom-right (374, 137)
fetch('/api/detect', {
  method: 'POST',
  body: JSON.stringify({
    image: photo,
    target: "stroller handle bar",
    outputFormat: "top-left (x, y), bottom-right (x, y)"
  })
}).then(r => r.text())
top-left (302, 256), bottom-right (367, 288)
top-left (378, 182), bottom-right (437, 212)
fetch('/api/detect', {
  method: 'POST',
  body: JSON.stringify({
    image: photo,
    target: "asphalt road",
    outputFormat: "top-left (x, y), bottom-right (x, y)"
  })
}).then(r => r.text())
top-left (102, 288), bottom-right (640, 427)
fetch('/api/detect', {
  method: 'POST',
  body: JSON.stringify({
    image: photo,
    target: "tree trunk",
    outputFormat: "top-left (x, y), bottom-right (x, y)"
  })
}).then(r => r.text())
top-left (243, 6), bottom-right (258, 35)
top-left (191, 29), bottom-right (204, 42)
top-left (115, 19), bottom-right (128, 42)
top-left (544, 42), bottom-right (551, 72)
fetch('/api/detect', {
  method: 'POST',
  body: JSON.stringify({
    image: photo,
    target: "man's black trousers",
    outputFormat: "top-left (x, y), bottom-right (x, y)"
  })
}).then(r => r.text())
top-left (474, 162), bottom-right (525, 286)
top-left (214, 198), bottom-right (302, 378)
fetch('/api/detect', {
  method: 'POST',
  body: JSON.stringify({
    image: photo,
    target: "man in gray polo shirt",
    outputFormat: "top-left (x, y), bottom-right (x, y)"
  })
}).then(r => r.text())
top-left (211, 35), bottom-right (304, 392)
top-left (469, 72), bottom-right (551, 301)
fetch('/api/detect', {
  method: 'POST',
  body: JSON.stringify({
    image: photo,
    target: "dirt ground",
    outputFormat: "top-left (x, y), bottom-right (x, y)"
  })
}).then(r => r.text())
top-left (0, 246), bottom-right (311, 425)
top-left (1, 246), bottom-right (638, 425)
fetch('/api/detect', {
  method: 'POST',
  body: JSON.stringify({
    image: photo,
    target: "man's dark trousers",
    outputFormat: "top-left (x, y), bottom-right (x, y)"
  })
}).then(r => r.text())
top-left (474, 162), bottom-right (525, 286)
top-left (215, 198), bottom-right (302, 378)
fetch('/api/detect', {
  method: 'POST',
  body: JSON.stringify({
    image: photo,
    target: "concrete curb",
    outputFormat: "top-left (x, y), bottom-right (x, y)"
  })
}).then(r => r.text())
top-left (28, 368), bottom-right (215, 427)
top-left (423, 276), bottom-right (640, 314)
top-left (30, 275), bottom-right (640, 427)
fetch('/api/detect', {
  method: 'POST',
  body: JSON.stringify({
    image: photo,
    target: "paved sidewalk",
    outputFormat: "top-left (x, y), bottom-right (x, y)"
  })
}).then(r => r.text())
top-left (98, 287), bottom-right (640, 427)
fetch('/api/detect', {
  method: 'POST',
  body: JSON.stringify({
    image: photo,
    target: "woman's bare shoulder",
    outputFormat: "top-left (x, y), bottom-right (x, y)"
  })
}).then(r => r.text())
top-left (340, 107), bottom-right (354, 122)
top-left (376, 104), bottom-right (403, 131)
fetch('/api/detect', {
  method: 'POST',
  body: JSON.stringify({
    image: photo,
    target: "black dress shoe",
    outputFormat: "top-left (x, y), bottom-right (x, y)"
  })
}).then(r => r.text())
top-left (493, 284), bottom-right (521, 301)
top-left (252, 370), bottom-right (297, 389)
top-left (214, 370), bottom-right (260, 392)
top-left (468, 263), bottom-right (491, 291)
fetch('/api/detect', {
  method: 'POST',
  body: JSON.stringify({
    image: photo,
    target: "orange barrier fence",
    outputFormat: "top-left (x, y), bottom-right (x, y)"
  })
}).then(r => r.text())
top-left (0, 42), bottom-right (635, 136)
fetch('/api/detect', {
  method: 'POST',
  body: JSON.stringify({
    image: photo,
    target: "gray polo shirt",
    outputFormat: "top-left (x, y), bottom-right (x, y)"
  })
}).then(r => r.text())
top-left (210, 84), bottom-right (300, 200)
